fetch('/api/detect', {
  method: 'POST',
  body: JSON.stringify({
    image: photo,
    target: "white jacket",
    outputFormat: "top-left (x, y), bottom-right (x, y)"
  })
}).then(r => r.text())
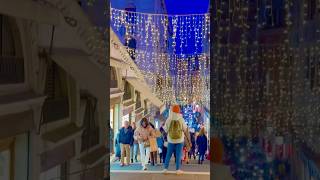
top-left (164, 111), bottom-right (187, 144)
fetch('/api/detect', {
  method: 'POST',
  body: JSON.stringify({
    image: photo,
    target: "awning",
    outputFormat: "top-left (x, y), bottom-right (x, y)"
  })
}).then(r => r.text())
top-left (125, 77), bottom-right (163, 108)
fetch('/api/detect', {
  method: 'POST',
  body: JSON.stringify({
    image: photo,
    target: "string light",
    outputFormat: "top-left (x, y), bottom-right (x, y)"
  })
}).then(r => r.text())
top-left (110, 8), bottom-right (210, 106)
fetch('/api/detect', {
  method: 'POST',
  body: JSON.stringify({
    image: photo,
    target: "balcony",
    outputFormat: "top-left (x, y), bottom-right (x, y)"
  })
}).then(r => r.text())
top-left (42, 98), bottom-right (69, 124)
top-left (0, 56), bottom-right (24, 84)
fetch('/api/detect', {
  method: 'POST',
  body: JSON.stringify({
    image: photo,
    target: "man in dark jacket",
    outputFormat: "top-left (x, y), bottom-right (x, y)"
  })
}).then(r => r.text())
top-left (119, 121), bottom-right (134, 166)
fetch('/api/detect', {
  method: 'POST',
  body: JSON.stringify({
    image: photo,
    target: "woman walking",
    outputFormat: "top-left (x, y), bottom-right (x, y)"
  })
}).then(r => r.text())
top-left (149, 123), bottom-right (159, 166)
top-left (183, 127), bottom-right (192, 164)
top-left (188, 130), bottom-right (196, 160)
top-left (162, 105), bottom-right (187, 175)
top-left (196, 127), bottom-right (208, 164)
top-left (134, 118), bottom-right (155, 170)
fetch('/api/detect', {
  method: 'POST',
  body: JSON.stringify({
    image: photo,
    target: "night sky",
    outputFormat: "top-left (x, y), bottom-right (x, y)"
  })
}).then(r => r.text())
top-left (164, 0), bottom-right (209, 14)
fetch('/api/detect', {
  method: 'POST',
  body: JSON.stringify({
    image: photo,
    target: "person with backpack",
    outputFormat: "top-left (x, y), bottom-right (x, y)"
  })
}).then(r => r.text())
top-left (162, 105), bottom-right (187, 175)
top-left (196, 127), bottom-right (208, 164)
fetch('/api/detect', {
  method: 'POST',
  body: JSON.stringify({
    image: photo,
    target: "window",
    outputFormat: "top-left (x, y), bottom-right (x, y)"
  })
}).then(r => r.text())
top-left (135, 91), bottom-right (141, 109)
top-left (81, 96), bottom-right (99, 152)
top-left (0, 14), bottom-right (24, 84)
top-left (0, 138), bottom-right (14, 180)
top-left (123, 81), bottom-right (132, 100)
top-left (144, 100), bottom-right (148, 114)
top-left (110, 67), bottom-right (118, 88)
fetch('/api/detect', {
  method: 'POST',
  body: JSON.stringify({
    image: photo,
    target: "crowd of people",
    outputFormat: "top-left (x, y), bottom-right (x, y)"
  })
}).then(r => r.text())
top-left (111, 105), bottom-right (209, 175)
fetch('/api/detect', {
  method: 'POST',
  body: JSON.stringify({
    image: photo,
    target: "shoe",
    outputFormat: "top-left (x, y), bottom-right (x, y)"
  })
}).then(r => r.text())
top-left (162, 169), bottom-right (168, 174)
top-left (120, 163), bottom-right (124, 167)
top-left (176, 170), bottom-right (183, 175)
top-left (143, 166), bottom-right (148, 170)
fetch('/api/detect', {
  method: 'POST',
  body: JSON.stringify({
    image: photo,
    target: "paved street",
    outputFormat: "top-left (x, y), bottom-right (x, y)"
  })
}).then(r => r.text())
top-left (110, 159), bottom-right (210, 180)
top-left (110, 161), bottom-right (209, 172)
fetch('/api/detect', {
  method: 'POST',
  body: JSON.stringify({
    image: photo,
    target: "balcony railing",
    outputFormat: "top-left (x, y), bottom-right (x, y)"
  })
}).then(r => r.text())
top-left (42, 98), bottom-right (69, 124)
top-left (0, 56), bottom-right (24, 84)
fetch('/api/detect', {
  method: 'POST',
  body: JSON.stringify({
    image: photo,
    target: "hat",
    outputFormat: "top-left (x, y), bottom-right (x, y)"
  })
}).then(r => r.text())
top-left (172, 105), bottom-right (180, 113)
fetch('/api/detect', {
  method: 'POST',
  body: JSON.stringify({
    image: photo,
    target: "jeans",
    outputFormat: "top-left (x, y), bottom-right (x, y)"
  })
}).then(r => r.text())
top-left (130, 143), bottom-right (138, 162)
top-left (161, 147), bottom-right (167, 163)
top-left (139, 143), bottom-right (150, 167)
top-left (164, 142), bottom-right (184, 170)
top-left (199, 152), bottom-right (205, 164)
top-left (120, 144), bottom-right (130, 164)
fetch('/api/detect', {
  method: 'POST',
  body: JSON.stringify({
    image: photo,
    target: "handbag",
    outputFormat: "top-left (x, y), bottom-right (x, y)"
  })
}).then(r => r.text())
top-left (149, 137), bottom-right (158, 152)
top-left (144, 140), bottom-right (150, 148)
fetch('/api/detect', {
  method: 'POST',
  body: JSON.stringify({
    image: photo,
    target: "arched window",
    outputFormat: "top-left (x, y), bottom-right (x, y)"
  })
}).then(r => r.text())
top-left (0, 14), bottom-right (24, 84)
top-left (110, 66), bottom-right (118, 88)
top-left (135, 91), bottom-right (141, 109)
top-left (123, 81), bottom-right (132, 100)
top-left (144, 99), bottom-right (148, 114)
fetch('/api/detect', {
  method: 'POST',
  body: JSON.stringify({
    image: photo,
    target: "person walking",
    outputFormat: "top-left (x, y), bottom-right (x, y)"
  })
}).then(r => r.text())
top-left (183, 127), bottom-right (192, 164)
top-left (114, 132), bottom-right (121, 162)
top-left (159, 124), bottom-right (168, 164)
top-left (119, 121), bottom-right (134, 166)
top-left (196, 127), bottom-right (208, 164)
top-left (189, 130), bottom-right (196, 160)
top-left (130, 122), bottom-right (139, 163)
top-left (149, 123), bottom-right (158, 166)
top-left (156, 130), bottom-right (164, 164)
top-left (162, 105), bottom-right (187, 175)
top-left (149, 132), bottom-right (158, 166)
top-left (134, 117), bottom-right (155, 170)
